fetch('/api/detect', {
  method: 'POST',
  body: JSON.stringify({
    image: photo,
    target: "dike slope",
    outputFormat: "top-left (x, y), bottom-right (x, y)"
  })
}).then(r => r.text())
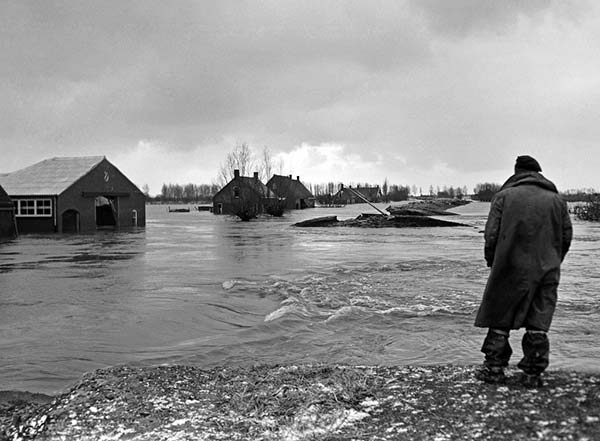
top-left (2, 364), bottom-right (599, 441)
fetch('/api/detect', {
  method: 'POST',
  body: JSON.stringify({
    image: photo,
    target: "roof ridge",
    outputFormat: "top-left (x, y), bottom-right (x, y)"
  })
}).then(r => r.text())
top-left (45, 155), bottom-right (105, 161)
top-left (0, 156), bottom-right (108, 195)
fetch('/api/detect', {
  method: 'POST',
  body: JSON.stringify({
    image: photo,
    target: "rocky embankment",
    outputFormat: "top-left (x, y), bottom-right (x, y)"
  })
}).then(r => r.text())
top-left (295, 199), bottom-right (471, 228)
top-left (2, 364), bottom-right (599, 440)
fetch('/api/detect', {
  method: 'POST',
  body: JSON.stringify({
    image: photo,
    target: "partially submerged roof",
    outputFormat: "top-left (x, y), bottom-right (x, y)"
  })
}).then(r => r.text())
top-left (238, 176), bottom-right (278, 199)
top-left (267, 175), bottom-right (314, 199)
top-left (214, 173), bottom-right (279, 200)
top-left (336, 186), bottom-right (381, 201)
top-left (0, 156), bottom-right (105, 196)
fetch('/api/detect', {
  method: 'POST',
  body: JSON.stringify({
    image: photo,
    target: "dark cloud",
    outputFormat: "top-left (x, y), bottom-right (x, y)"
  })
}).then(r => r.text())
top-left (1, 1), bottom-right (433, 157)
top-left (1, 1), bottom-right (599, 191)
top-left (410, 0), bottom-right (589, 37)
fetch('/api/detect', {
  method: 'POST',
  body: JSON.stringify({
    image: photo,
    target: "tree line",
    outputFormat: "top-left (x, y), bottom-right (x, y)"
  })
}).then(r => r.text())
top-left (143, 143), bottom-right (597, 206)
top-left (146, 179), bottom-right (598, 205)
top-left (149, 183), bottom-right (221, 204)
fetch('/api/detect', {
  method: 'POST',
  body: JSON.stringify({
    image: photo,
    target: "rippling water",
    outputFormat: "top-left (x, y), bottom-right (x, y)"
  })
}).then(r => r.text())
top-left (1, 202), bottom-right (599, 394)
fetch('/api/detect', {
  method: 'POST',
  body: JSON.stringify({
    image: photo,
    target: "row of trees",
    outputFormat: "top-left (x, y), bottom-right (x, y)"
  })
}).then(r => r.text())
top-left (146, 143), bottom-right (599, 211)
top-left (147, 179), bottom-right (599, 206)
top-left (154, 183), bottom-right (221, 204)
top-left (148, 180), bottom-right (500, 204)
top-left (472, 183), bottom-right (503, 202)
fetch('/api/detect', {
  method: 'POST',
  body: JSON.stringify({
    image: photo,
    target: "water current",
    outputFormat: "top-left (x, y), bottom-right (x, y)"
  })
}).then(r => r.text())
top-left (1, 202), bottom-right (599, 394)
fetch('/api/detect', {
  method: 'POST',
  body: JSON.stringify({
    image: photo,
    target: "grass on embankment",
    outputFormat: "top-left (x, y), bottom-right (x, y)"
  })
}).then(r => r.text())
top-left (2, 364), bottom-right (599, 440)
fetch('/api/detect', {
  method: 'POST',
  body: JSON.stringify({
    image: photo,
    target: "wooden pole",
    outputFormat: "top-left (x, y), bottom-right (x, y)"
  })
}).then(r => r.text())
top-left (346, 187), bottom-right (387, 216)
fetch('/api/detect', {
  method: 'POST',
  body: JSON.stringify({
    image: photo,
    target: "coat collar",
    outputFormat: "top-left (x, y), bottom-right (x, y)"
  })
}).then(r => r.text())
top-left (501, 171), bottom-right (558, 193)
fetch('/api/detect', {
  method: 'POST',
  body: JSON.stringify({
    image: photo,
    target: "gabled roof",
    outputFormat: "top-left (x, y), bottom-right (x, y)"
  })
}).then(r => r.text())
top-left (0, 156), bottom-right (105, 196)
top-left (238, 176), bottom-right (278, 199)
top-left (267, 175), bottom-right (314, 199)
top-left (355, 186), bottom-right (381, 199)
top-left (214, 174), bottom-right (279, 200)
top-left (335, 186), bottom-right (381, 201)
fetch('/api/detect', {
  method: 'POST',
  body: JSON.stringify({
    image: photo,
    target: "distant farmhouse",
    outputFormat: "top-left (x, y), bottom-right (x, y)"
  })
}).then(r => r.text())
top-left (334, 185), bottom-right (382, 204)
top-left (213, 170), bottom-right (279, 218)
top-left (266, 175), bottom-right (315, 210)
top-left (0, 184), bottom-right (17, 241)
top-left (0, 156), bottom-right (146, 234)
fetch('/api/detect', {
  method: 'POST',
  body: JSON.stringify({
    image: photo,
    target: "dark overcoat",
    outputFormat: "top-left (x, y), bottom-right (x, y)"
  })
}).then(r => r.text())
top-left (474, 171), bottom-right (572, 330)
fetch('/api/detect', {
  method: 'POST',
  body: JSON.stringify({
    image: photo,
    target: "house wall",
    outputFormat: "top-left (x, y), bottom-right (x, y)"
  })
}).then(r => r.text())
top-left (213, 178), bottom-right (263, 215)
top-left (0, 209), bottom-right (18, 240)
top-left (58, 159), bottom-right (146, 232)
top-left (15, 216), bottom-right (55, 233)
top-left (266, 178), bottom-right (315, 210)
top-left (11, 196), bottom-right (56, 233)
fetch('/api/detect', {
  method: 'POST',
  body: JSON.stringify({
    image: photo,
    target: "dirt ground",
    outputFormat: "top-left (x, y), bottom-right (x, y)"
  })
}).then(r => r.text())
top-left (1, 364), bottom-right (599, 440)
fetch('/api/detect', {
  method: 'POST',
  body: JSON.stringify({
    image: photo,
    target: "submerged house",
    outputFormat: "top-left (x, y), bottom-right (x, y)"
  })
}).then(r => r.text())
top-left (0, 156), bottom-right (146, 233)
top-left (334, 185), bottom-right (382, 204)
top-left (213, 170), bottom-right (279, 218)
top-left (266, 175), bottom-right (315, 210)
top-left (0, 184), bottom-right (17, 241)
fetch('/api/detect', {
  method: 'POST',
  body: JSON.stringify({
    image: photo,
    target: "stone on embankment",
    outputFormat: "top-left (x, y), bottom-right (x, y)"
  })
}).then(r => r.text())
top-left (2, 364), bottom-right (600, 441)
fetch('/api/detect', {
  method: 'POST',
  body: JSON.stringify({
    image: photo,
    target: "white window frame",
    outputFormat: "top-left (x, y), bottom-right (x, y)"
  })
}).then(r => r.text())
top-left (14, 199), bottom-right (53, 217)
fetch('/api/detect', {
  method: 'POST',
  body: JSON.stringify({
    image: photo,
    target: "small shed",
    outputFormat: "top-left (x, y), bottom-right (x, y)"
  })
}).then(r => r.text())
top-left (0, 156), bottom-right (146, 234)
top-left (334, 185), bottom-right (382, 204)
top-left (0, 184), bottom-right (17, 241)
top-left (213, 170), bottom-right (279, 218)
top-left (266, 175), bottom-right (315, 210)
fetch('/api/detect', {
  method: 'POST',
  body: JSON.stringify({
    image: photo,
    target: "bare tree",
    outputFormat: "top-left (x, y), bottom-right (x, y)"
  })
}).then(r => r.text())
top-left (276, 157), bottom-right (285, 175)
top-left (382, 178), bottom-right (389, 202)
top-left (218, 143), bottom-right (255, 186)
top-left (259, 146), bottom-right (274, 182)
top-left (219, 143), bottom-right (285, 186)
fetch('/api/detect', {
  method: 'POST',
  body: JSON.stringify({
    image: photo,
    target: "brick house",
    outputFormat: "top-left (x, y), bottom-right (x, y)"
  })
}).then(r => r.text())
top-left (266, 175), bottom-right (315, 210)
top-left (0, 156), bottom-right (146, 233)
top-left (213, 170), bottom-right (279, 219)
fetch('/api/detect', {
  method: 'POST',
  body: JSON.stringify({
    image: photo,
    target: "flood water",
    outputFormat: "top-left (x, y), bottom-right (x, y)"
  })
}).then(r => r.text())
top-left (1, 202), bottom-right (599, 394)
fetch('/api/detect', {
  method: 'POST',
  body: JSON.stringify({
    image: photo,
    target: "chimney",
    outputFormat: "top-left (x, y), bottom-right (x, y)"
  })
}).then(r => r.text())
top-left (253, 172), bottom-right (259, 180)
top-left (234, 169), bottom-right (240, 178)
top-left (289, 175), bottom-right (292, 179)
top-left (296, 176), bottom-right (300, 181)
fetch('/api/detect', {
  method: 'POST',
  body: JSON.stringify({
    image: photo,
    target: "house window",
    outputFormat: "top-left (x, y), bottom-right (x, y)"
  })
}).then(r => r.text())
top-left (37, 199), bottom-right (52, 216)
top-left (233, 186), bottom-right (240, 198)
top-left (14, 199), bottom-right (53, 217)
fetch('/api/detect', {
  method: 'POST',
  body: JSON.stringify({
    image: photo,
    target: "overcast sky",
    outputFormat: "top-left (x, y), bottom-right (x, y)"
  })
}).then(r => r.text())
top-left (2, 0), bottom-right (599, 195)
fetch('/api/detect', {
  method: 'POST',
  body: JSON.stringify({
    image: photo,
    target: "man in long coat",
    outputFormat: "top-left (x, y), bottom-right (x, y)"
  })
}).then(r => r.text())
top-left (475, 155), bottom-right (572, 387)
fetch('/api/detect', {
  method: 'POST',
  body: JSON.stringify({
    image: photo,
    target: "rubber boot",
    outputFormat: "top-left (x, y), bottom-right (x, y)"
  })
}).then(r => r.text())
top-left (477, 328), bottom-right (512, 384)
top-left (518, 330), bottom-right (549, 388)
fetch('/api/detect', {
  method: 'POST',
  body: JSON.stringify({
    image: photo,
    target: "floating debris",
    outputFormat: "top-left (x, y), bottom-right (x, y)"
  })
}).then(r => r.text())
top-left (295, 200), bottom-right (471, 228)
top-left (294, 214), bottom-right (468, 228)
top-left (386, 199), bottom-right (471, 216)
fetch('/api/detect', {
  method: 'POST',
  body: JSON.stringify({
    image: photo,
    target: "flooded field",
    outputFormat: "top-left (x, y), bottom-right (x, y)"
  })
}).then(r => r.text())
top-left (1, 202), bottom-right (599, 394)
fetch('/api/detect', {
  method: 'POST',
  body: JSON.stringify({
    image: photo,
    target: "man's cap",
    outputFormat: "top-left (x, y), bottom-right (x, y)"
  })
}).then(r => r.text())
top-left (515, 155), bottom-right (542, 172)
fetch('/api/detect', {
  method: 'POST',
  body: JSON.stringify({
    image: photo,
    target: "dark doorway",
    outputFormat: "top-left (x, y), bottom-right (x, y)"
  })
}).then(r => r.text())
top-left (95, 196), bottom-right (117, 228)
top-left (62, 209), bottom-right (80, 233)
